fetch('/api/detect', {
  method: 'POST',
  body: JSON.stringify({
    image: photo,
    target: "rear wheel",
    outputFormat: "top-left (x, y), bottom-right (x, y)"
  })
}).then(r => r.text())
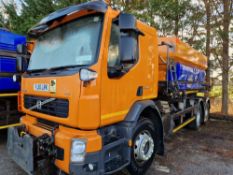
top-left (127, 118), bottom-right (157, 175)
top-left (204, 102), bottom-right (210, 123)
top-left (188, 103), bottom-right (202, 130)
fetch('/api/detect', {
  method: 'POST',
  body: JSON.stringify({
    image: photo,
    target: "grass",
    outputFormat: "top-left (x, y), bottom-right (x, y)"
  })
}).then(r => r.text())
top-left (209, 85), bottom-right (233, 115)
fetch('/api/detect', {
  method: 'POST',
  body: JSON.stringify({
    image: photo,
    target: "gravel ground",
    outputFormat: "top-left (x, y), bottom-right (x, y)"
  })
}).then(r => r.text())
top-left (0, 119), bottom-right (233, 175)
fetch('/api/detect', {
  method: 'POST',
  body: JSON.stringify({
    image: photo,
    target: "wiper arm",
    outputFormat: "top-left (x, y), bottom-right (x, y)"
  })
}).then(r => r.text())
top-left (27, 68), bottom-right (48, 73)
top-left (47, 65), bottom-right (80, 71)
top-left (27, 65), bottom-right (88, 74)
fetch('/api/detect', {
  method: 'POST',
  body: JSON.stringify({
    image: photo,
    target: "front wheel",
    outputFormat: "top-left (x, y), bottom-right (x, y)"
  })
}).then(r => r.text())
top-left (127, 118), bottom-right (157, 175)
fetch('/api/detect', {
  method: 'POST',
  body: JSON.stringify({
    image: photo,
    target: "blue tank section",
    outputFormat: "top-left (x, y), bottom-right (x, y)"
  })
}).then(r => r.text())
top-left (0, 77), bottom-right (20, 92)
top-left (0, 29), bottom-right (26, 92)
top-left (0, 56), bottom-right (17, 73)
top-left (168, 63), bottom-right (206, 90)
top-left (0, 29), bottom-right (26, 52)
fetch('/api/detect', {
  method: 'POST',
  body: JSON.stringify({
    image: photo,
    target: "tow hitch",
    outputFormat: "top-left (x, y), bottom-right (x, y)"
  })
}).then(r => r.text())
top-left (7, 125), bottom-right (60, 175)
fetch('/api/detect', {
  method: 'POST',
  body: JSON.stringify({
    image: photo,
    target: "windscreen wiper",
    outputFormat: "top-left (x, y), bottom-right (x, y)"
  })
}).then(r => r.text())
top-left (47, 65), bottom-right (81, 71)
top-left (27, 65), bottom-right (88, 74)
top-left (27, 68), bottom-right (48, 73)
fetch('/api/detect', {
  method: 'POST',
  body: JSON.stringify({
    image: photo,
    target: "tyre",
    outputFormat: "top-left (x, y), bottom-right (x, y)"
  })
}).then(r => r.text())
top-left (127, 118), bottom-right (157, 175)
top-left (203, 101), bottom-right (210, 123)
top-left (188, 103), bottom-right (202, 130)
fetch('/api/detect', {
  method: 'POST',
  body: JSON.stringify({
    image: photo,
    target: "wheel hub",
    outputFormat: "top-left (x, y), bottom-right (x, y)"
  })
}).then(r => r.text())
top-left (134, 131), bottom-right (154, 162)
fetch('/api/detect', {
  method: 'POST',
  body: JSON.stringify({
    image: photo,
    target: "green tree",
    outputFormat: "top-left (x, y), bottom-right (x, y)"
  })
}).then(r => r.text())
top-left (212, 0), bottom-right (233, 114)
top-left (2, 0), bottom-right (89, 35)
top-left (203, 0), bottom-right (212, 90)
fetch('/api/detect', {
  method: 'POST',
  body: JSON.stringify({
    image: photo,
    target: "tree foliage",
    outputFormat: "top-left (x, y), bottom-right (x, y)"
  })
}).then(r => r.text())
top-left (1, 0), bottom-right (88, 34)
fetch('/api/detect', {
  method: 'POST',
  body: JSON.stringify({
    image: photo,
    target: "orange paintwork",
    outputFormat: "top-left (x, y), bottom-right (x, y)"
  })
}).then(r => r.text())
top-left (26, 41), bottom-right (35, 54)
top-left (21, 115), bottom-right (102, 173)
top-left (158, 37), bottom-right (208, 81)
top-left (17, 91), bottom-right (23, 112)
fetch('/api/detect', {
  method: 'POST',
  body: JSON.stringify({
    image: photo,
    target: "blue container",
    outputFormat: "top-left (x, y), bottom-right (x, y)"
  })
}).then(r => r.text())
top-left (0, 29), bottom-right (26, 52)
top-left (0, 77), bottom-right (20, 92)
top-left (0, 30), bottom-right (26, 92)
top-left (168, 63), bottom-right (206, 90)
top-left (0, 57), bottom-right (17, 73)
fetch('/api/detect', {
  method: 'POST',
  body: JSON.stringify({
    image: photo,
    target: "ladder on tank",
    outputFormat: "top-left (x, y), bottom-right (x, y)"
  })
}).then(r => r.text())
top-left (159, 41), bottom-right (180, 97)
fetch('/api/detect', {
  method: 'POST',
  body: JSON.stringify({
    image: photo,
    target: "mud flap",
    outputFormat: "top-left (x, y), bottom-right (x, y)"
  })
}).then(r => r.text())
top-left (7, 126), bottom-right (35, 175)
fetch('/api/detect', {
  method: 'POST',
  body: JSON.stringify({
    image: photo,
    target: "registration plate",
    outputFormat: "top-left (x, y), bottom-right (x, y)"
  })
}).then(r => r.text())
top-left (34, 83), bottom-right (49, 92)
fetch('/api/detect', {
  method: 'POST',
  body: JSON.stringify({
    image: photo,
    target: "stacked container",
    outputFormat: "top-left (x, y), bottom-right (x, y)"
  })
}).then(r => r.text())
top-left (0, 29), bottom-right (26, 92)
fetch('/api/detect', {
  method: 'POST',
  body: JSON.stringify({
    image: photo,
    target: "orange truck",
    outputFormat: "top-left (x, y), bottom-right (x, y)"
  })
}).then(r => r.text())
top-left (7, 1), bottom-right (210, 175)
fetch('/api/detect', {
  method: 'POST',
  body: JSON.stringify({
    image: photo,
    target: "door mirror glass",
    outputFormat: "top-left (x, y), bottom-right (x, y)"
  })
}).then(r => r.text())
top-left (119, 31), bottom-right (138, 64)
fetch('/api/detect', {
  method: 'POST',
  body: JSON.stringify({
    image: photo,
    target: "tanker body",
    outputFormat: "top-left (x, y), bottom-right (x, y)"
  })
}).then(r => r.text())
top-left (7, 1), bottom-right (210, 175)
top-left (158, 37), bottom-right (207, 91)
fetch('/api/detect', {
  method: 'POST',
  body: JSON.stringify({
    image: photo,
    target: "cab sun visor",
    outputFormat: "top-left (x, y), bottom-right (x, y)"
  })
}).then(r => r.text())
top-left (28, 1), bottom-right (108, 38)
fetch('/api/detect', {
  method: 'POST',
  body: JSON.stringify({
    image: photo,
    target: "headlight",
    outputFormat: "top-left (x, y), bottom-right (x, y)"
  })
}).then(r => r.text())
top-left (71, 139), bottom-right (86, 163)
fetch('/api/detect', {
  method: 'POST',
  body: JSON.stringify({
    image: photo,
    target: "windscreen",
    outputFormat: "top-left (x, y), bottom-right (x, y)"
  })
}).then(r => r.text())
top-left (28, 14), bottom-right (103, 71)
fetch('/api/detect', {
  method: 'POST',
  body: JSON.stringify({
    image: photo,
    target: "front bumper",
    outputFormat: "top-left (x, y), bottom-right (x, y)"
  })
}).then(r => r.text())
top-left (70, 138), bottom-right (130, 175)
top-left (7, 122), bottom-right (131, 175)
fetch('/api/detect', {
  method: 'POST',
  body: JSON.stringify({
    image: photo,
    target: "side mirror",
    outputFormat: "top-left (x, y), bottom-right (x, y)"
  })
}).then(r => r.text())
top-left (118, 13), bottom-right (142, 64)
top-left (16, 44), bottom-right (27, 54)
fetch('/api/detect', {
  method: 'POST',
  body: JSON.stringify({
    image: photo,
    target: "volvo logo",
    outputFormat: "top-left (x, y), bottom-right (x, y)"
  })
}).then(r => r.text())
top-left (29, 98), bottom-right (56, 111)
top-left (36, 100), bottom-right (42, 110)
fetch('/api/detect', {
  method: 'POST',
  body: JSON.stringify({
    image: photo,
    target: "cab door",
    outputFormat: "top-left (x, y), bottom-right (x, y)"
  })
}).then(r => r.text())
top-left (100, 17), bottom-right (157, 127)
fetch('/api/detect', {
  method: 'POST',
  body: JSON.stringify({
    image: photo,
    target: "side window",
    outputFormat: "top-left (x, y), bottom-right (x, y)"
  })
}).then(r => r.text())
top-left (107, 21), bottom-right (139, 78)
top-left (108, 23), bottom-right (120, 68)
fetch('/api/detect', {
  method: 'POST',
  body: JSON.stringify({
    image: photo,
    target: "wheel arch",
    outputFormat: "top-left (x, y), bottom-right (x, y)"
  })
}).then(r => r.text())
top-left (124, 100), bottom-right (164, 155)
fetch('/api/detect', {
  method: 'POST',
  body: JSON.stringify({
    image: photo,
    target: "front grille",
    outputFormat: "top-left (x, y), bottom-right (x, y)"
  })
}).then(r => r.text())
top-left (24, 95), bottom-right (69, 118)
